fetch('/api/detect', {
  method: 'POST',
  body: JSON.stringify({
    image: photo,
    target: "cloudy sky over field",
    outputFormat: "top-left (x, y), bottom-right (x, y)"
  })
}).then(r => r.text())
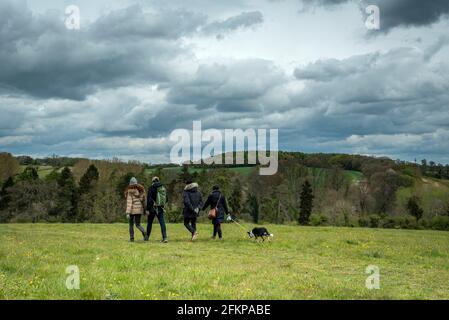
top-left (1, 0), bottom-right (449, 163)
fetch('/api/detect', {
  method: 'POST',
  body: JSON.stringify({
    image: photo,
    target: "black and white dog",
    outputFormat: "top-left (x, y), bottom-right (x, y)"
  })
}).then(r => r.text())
top-left (247, 227), bottom-right (274, 241)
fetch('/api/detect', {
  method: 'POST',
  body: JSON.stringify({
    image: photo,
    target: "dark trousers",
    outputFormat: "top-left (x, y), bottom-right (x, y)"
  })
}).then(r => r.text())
top-left (147, 207), bottom-right (167, 240)
top-left (129, 214), bottom-right (145, 239)
top-left (184, 217), bottom-right (197, 235)
top-left (212, 219), bottom-right (222, 238)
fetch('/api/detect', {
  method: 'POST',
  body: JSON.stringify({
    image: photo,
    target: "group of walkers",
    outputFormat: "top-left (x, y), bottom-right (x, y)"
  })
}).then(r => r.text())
top-left (124, 176), bottom-right (229, 242)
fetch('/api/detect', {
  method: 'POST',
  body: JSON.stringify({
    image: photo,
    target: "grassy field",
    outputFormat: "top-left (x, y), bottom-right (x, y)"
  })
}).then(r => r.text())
top-left (0, 224), bottom-right (448, 300)
top-left (145, 166), bottom-right (256, 176)
top-left (396, 177), bottom-right (449, 213)
top-left (19, 165), bottom-right (66, 178)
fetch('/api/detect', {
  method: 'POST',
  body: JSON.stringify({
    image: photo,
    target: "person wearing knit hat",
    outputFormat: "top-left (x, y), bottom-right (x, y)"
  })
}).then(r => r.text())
top-left (124, 177), bottom-right (147, 242)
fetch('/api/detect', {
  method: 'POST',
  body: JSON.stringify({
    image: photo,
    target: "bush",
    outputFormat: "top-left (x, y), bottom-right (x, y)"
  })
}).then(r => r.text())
top-left (358, 216), bottom-right (370, 228)
top-left (418, 218), bottom-right (430, 229)
top-left (309, 214), bottom-right (328, 226)
top-left (369, 214), bottom-right (381, 228)
top-left (429, 216), bottom-right (449, 231)
top-left (395, 216), bottom-right (418, 229)
top-left (379, 216), bottom-right (418, 229)
top-left (380, 217), bottom-right (396, 229)
top-left (397, 174), bottom-right (415, 187)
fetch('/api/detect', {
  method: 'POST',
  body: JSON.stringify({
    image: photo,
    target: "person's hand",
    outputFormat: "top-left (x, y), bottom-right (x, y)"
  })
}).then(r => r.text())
top-left (126, 214), bottom-right (130, 220)
top-left (194, 208), bottom-right (199, 214)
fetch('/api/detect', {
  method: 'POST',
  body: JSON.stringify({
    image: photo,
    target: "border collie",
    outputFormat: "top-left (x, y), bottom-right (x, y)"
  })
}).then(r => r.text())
top-left (247, 227), bottom-right (274, 241)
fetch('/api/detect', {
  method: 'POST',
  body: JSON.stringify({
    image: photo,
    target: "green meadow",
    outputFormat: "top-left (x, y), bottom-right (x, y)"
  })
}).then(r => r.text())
top-left (0, 223), bottom-right (448, 300)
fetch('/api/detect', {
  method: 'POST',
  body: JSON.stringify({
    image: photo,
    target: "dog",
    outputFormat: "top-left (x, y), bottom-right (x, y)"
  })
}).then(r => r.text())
top-left (247, 227), bottom-right (274, 241)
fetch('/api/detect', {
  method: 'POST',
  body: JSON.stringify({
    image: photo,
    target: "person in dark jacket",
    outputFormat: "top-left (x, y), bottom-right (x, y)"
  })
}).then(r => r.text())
top-left (146, 177), bottom-right (168, 243)
top-left (202, 185), bottom-right (229, 240)
top-left (182, 180), bottom-right (203, 241)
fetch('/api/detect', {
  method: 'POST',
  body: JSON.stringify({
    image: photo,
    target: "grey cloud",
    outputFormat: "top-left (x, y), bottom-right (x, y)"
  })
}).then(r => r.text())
top-left (303, 0), bottom-right (449, 33)
top-left (1, 0), bottom-right (449, 164)
top-left (167, 59), bottom-right (285, 112)
top-left (202, 11), bottom-right (263, 38)
top-left (294, 55), bottom-right (376, 81)
top-left (91, 5), bottom-right (207, 40)
top-left (289, 45), bottom-right (449, 143)
top-left (0, 2), bottom-right (205, 100)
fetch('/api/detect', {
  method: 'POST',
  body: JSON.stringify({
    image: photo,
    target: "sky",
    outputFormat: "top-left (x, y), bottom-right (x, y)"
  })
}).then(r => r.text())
top-left (1, 0), bottom-right (449, 164)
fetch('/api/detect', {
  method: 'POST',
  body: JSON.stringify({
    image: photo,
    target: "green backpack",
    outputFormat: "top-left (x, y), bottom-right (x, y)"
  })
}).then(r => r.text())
top-left (155, 185), bottom-right (167, 207)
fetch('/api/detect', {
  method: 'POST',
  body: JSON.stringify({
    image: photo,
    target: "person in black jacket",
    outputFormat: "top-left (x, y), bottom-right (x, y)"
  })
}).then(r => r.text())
top-left (146, 177), bottom-right (168, 243)
top-left (202, 185), bottom-right (229, 240)
top-left (182, 180), bottom-right (203, 241)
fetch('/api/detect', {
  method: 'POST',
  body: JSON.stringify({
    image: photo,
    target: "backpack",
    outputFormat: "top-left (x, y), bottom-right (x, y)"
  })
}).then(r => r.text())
top-left (155, 185), bottom-right (167, 207)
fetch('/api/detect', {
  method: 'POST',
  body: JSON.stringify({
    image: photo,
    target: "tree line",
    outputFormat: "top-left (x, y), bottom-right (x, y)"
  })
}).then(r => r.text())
top-left (0, 152), bottom-right (449, 230)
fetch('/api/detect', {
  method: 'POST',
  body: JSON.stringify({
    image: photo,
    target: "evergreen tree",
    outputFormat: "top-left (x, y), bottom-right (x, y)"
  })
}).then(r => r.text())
top-left (56, 167), bottom-right (78, 222)
top-left (78, 165), bottom-right (99, 221)
top-left (79, 164), bottom-right (99, 194)
top-left (229, 180), bottom-right (242, 214)
top-left (248, 194), bottom-right (259, 223)
top-left (45, 169), bottom-right (61, 183)
top-left (299, 180), bottom-right (314, 225)
top-left (116, 172), bottom-right (135, 196)
top-left (0, 176), bottom-right (14, 210)
top-left (18, 167), bottom-right (39, 181)
top-left (407, 196), bottom-right (424, 221)
top-left (179, 164), bottom-right (192, 183)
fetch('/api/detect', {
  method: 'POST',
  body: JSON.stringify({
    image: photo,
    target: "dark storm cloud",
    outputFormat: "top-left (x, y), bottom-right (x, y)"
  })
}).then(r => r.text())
top-left (1, 0), bottom-right (449, 163)
top-left (0, 1), bottom-right (266, 101)
top-left (303, 0), bottom-right (449, 32)
top-left (0, 2), bottom-right (204, 100)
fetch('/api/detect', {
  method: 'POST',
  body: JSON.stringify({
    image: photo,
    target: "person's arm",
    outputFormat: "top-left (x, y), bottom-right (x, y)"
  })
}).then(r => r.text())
top-left (148, 186), bottom-right (157, 211)
top-left (146, 188), bottom-right (152, 211)
top-left (126, 192), bottom-right (132, 215)
top-left (222, 195), bottom-right (229, 215)
top-left (142, 190), bottom-right (147, 213)
top-left (201, 194), bottom-right (210, 211)
top-left (183, 191), bottom-right (194, 212)
top-left (198, 192), bottom-right (204, 211)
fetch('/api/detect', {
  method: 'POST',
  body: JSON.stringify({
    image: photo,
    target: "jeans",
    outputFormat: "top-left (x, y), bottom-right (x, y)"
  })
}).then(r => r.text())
top-left (212, 219), bottom-right (222, 238)
top-left (184, 217), bottom-right (197, 235)
top-left (129, 214), bottom-right (145, 239)
top-left (147, 207), bottom-right (167, 240)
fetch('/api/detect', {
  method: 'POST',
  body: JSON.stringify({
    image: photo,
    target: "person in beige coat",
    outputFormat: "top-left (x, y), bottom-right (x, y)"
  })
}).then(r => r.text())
top-left (125, 177), bottom-right (147, 242)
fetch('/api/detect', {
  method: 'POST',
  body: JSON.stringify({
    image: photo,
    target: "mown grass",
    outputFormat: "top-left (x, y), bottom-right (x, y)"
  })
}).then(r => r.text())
top-left (19, 165), bottom-right (66, 178)
top-left (0, 224), bottom-right (448, 300)
top-left (396, 177), bottom-right (449, 212)
top-left (145, 166), bottom-right (256, 176)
